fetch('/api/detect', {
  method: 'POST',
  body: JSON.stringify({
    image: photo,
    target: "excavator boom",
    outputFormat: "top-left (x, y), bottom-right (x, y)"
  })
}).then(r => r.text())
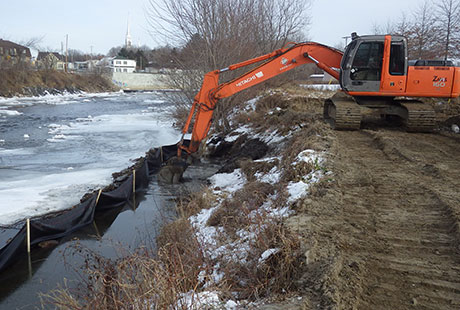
top-left (179, 42), bottom-right (343, 155)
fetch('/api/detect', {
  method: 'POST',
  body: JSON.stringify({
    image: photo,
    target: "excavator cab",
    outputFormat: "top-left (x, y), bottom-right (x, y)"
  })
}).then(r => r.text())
top-left (339, 34), bottom-right (407, 93)
top-left (325, 33), bottom-right (440, 132)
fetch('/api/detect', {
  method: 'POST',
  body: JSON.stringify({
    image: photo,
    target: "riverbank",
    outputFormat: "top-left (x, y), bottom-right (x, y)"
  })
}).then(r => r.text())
top-left (0, 91), bottom-right (185, 308)
top-left (43, 86), bottom-right (337, 309)
top-left (0, 69), bottom-right (117, 97)
top-left (43, 83), bottom-right (460, 309)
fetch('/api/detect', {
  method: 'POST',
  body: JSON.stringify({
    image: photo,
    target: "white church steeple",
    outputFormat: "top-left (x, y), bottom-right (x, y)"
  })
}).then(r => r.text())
top-left (125, 14), bottom-right (132, 49)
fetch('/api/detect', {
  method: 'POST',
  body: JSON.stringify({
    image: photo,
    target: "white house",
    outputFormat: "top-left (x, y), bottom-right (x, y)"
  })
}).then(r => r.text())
top-left (111, 57), bottom-right (136, 73)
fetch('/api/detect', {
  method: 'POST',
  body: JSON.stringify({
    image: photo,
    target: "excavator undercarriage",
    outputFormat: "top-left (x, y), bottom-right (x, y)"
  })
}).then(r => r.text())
top-left (323, 92), bottom-right (436, 132)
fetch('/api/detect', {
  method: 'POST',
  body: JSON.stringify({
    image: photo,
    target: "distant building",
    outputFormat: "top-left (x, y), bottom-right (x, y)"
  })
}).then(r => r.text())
top-left (36, 52), bottom-right (66, 71)
top-left (95, 56), bottom-right (115, 73)
top-left (0, 39), bottom-right (31, 65)
top-left (111, 56), bottom-right (136, 73)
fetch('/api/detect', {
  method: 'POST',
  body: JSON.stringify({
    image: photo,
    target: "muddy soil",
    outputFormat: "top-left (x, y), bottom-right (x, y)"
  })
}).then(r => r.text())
top-left (284, 127), bottom-right (460, 309)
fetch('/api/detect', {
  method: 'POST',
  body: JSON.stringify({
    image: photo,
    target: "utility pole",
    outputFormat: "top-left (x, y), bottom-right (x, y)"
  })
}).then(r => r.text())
top-left (90, 45), bottom-right (93, 72)
top-left (65, 34), bottom-right (68, 73)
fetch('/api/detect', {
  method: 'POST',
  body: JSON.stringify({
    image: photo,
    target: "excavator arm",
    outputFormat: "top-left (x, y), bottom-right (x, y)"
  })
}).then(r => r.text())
top-left (178, 42), bottom-right (343, 156)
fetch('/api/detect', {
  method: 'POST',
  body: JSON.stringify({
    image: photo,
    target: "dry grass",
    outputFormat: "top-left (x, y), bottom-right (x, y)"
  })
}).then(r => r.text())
top-left (239, 158), bottom-right (279, 182)
top-left (206, 181), bottom-right (275, 234)
top-left (0, 69), bottom-right (116, 97)
top-left (279, 121), bottom-right (330, 183)
top-left (233, 89), bottom-right (327, 136)
top-left (42, 221), bottom-right (206, 310)
top-left (219, 220), bottom-right (303, 300)
top-left (42, 185), bottom-right (303, 308)
top-left (174, 187), bottom-right (217, 218)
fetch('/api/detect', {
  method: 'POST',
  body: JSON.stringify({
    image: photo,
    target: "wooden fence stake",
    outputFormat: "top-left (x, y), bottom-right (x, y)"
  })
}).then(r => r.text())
top-left (95, 189), bottom-right (102, 206)
top-left (133, 169), bottom-right (136, 194)
top-left (26, 218), bottom-right (31, 254)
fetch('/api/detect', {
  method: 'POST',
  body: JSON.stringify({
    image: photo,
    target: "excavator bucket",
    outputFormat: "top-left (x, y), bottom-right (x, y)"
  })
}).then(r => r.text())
top-left (157, 156), bottom-right (189, 184)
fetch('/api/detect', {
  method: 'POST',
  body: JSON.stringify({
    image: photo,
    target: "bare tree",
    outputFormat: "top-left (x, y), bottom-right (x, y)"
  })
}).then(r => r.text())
top-left (20, 35), bottom-right (45, 52)
top-left (147, 0), bottom-right (311, 69)
top-left (146, 0), bottom-right (312, 131)
top-left (409, 1), bottom-right (438, 59)
top-left (371, 19), bottom-right (397, 35)
top-left (435, 0), bottom-right (460, 60)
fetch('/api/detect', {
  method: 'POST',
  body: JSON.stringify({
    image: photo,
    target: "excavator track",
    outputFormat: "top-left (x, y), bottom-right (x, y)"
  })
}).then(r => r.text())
top-left (400, 101), bottom-right (436, 132)
top-left (323, 94), bottom-right (361, 130)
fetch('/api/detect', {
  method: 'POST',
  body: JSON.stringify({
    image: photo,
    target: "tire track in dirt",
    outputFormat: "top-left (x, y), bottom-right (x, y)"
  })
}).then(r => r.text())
top-left (329, 130), bottom-right (460, 310)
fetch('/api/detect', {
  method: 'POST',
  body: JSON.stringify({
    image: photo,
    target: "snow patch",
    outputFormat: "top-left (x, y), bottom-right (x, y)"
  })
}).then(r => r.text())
top-left (209, 169), bottom-right (246, 196)
top-left (255, 165), bottom-right (281, 184)
top-left (176, 291), bottom-right (238, 310)
top-left (258, 248), bottom-right (280, 264)
top-left (287, 149), bottom-right (325, 203)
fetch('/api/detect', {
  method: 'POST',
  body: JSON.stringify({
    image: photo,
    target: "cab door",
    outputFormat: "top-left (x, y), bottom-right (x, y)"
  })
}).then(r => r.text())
top-left (340, 38), bottom-right (385, 93)
top-left (379, 36), bottom-right (407, 94)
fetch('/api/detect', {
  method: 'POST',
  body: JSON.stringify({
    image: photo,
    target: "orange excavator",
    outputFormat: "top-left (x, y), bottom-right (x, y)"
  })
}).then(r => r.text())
top-left (177, 33), bottom-right (460, 156)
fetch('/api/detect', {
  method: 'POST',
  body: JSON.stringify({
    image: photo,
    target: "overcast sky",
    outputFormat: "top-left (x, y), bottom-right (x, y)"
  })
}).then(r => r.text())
top-left (1, 0), bottom-right (427, 56)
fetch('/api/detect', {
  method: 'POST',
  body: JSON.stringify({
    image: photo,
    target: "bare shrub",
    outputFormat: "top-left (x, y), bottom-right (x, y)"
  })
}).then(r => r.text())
top-left (207, 181), bottom-right (275, 232)
top-left (175, 187), bottom-right (217, 218)
top-left (220, 220), bottom-right (302, 299)
top-left (280, 122), bottom-right (330, 183)
top-left (147, 0), bottom-right (313, 129)
top-left (239, 158), bottom-right (279, 182)
top-left (42, 226), bottom-right (205, 310)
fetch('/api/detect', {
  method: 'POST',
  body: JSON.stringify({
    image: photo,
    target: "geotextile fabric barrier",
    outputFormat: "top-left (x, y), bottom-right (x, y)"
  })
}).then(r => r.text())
top-left (0, 141), bottom-right (184, 273)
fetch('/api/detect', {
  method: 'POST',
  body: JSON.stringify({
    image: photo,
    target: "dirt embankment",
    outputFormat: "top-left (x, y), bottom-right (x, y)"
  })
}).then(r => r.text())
top-left (0, 69), bottom-right (117, 97)
top-left (288, 127), bottom-right (460, 309)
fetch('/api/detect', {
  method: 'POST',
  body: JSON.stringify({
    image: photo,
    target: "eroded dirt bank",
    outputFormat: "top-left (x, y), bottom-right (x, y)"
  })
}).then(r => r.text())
top-left (288, 128), bottom-right (460, 309)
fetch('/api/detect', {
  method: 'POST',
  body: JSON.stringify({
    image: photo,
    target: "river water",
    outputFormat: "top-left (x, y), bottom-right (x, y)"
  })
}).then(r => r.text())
top-left (0, 91), bottom-right (218, 309)
top-left (0, 91), bottom-right (180, 226)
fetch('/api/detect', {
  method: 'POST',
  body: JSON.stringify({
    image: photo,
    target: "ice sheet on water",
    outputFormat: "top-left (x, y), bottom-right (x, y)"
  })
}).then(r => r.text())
top-left (0, 109), bottom-right (22, 116)
top-left (0, 168), bottom-right (113, 226)
top-left (0, 92), bottom-right (181, 226)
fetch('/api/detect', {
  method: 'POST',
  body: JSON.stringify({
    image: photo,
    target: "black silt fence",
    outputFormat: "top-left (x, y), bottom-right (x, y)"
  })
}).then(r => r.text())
top-left (0, 141), bottom-right (184, 273)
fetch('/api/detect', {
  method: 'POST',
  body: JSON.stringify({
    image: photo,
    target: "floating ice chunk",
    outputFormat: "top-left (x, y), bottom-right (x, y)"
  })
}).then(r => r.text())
top-left (47, 134), bottom-right (67, 142)
top-left (0, 109), bottom-right (22, 116)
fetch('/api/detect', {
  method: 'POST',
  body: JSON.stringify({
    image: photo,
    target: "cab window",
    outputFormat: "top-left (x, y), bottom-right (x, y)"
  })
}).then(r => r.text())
top-left (389, 43), bottom-right (405, 75)
top-left (351, 42), bottom-right (384, 81)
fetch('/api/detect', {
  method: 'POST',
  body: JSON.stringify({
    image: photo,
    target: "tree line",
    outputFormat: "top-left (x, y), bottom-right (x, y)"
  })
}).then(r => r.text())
top-left (373, 0), bottom-right (460, 60)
